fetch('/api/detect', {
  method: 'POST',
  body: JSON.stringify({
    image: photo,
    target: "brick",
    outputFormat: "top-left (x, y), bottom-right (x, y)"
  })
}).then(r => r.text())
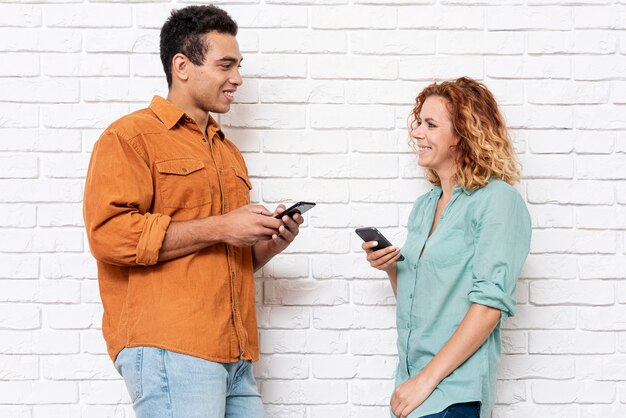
top-left (40, 254), bottom-right (96, 280)
top-left (0, 129), bottom-right (81, 152)
top-left (351, 380), bottom-right (394, 406)
top-left (528, 31), bottom-right (617, 54)
top-left (488, 7), bottom-right (571, 30)
top-left (351, 330), bottom-right (397, 355)
top-left (398, 6), bottom-right (483, 29)
top-left (0, 304), bottom-right (40, 330)
top-left (0, 381), bottom-right (77, 404)
top-left (579, 255), bottom-right (626, 280)
top-left (42, 354), bottom-right (117, 380)
top-left (574, 6), bottom-right (626, 29)
top-left (503, 105), bottom-right (572, 129)
top-left (43, 54), bottom-right (129, 77)
top-left (487, 56), bottom-right (571, 79)
top-left (312, 305), bottom-right (395, 330)
top-left (311, 55), bottom-right (397, 80)
top-left (352, 280), bottom-right (396, 306)
top-left (493, 405), bottom-right (577, 418)
top-left (260, 330), bottom-right (348, 354)
top-left (221, 104), bottom-right (305, 129)
top-left (577, 355), bottom-right (626, 380)
top-left (260, 255), bottom-right (309, 279)
top-left (45, 5), bottom-right (132, 28)
top-left (260, 80), bottom-right (344, 104)
top-left (350, 179), bottom-right (431, 203)
top-left (47, 304), bottom-right (102, 330)
top-left (530, 280), bottom-right (614, 306)
top-left (262, 179), bottom-right (349, 203)
top-left (351, 31), bottom-right (435, 55)
top-left (504, 306), bottom-right (577, 330)
top-left (262, 381), bottom-right (348, 404)
top-left (0, 203), bottom-right (36, 228)
top-left (263, 130), bottom-right (348, 154)
top-left (527, 81), bottom-right (609, 105)
top-left (79, 380), bottom-right (128, 405)
top-left (438, 31), bottom-right (524, 55)
top-left (498, 354), bottom-right (575, 379)
top-left (0, 4), bottom-right (41, 27)
top-left (0, 229), bottom-right (83, 253)
top-left (0, 103), bottom-right (39, 128)
top-left (399, 56), bottom-right (484, 81)
top-left (531, 229), bottom-right (616, 254)
top-left (347, 80), bottom-right (426, 105)
top-left (501, 330), bottom-right (527, 355)
top-left (529, 331), bottom-right (614, 355)
top-left (0, 355), bottom-right (38, 380)
top-left (310, 155), bottom-right (398, 179)
top-left (519, 154), bottom-right (573, 179)
top-left (527, 180), bottom-right (613, 205)
top-left (579, 306), bottom-right (626, 331)
top-left (310, 204), bottom-right (399, 229)
top-left (0, 29), bottom-right (81, 53)
top-left (257, 306), bottom-right (310, 329)
top-left (260, 30), bottom-right (346, 53)
top-left (350, 131), bottom-right (414, 154)
top-left (576, 206), bottom-right (626, 230)
top-left (575, 105), bottom-right (626, 130)
top-left (244, 154), bottom-right (308, 178)
top-left (255, 355), bottom-right (309, 379)
top-left (42, 103), bottom-right (129, 129)
top-left (528, 205), bottom-right (574, 229)
top-left (229, 5), bottom-right (307, 28)
top-left (311, 355), bottom-right (357, 379)
top-left (495, 380), bottom-right (526, 404)
top-left (264, 280), bottom-right (349, 306)
top-left (311, 6), bottom-right (395, 29)
top-left (575, 56), bottom-right (626, 80)
top-left (0, 331), bottom-right (79, 354)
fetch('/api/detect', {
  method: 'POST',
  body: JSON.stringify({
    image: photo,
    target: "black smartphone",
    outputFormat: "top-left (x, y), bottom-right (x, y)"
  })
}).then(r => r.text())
top-left (275, 201), bottom-right (316, 219)
top-left (355, 227), bottom-right (405, 261)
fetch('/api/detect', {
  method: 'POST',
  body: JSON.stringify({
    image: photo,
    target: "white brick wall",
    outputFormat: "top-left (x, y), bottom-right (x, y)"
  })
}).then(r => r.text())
top-left (1, 1), bottom-right (624, 417)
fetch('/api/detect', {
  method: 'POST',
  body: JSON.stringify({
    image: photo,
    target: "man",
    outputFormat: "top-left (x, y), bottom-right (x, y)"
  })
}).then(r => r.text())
top-left (83, 5), bottom-right (302, 417)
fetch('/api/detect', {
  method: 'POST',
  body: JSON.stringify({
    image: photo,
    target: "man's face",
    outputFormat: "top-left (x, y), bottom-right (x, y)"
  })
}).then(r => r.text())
top-left (187, 32), bottom-right (243, 114)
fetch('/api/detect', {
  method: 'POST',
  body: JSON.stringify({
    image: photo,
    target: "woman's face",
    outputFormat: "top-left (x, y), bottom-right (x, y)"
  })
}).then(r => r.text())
top-left (410, 95), bottom-right (459, 177)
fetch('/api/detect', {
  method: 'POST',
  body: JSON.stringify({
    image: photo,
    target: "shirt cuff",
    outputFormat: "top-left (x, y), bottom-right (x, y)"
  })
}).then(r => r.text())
top-left (468, 278), bottom-right (515, 321)
top-left (135, 213), bottom-right (171, 266)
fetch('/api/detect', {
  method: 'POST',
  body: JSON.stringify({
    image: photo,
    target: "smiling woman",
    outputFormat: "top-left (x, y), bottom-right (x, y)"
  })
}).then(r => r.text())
top-left (361, 77), bottom-right (531, 418)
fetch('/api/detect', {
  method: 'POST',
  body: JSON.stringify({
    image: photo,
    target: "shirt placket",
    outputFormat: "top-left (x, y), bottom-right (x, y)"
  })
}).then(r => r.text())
top-left (210, 135), bottom-right (248, 360)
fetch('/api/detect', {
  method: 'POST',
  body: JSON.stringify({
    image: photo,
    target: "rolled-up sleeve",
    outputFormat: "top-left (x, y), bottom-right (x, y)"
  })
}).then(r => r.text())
top-left (468, 189), bottom-right (531, 320)
top-left (83, 129), bottom-right (171, 267)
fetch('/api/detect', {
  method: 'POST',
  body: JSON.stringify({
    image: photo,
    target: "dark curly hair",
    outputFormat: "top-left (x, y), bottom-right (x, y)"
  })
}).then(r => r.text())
top-left (160, 5), bottom-right (238, 88)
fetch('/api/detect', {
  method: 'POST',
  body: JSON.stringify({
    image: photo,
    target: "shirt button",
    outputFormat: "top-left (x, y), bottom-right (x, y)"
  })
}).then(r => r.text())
top-left (181, 168), bottom-right (187, 173)
top-left (409, 293), bottom-right (413, 299)
top-left (406, 323), bottom-right (410, 329)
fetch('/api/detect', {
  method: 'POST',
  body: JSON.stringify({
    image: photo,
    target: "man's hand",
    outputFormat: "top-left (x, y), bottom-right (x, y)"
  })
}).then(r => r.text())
top-left (252, 204), bottom-right (304, 270)
top-left (222, 204), bottom-right (282, 247)
top-left (390, 373), bottom-right (438, 418)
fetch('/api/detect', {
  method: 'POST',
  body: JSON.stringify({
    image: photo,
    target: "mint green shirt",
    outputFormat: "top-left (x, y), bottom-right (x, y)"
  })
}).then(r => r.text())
top-left (396, 179), bottom-right (531, 417)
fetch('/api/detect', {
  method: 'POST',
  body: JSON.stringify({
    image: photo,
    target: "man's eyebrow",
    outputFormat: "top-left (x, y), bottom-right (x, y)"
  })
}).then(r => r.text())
top-left (217, 56), bottom-right (243, 64)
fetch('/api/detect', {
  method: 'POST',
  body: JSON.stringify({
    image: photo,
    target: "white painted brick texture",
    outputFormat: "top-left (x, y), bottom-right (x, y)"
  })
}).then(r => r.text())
top-left (1, 1), bottom-right (624, 417)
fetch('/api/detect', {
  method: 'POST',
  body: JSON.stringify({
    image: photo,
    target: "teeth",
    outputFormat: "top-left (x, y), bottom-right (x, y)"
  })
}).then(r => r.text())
top-left (224, 92), bottom-right (233, 98)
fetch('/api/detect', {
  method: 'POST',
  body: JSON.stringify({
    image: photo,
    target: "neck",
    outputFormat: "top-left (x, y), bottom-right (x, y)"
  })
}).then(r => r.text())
top-left (166, 87), bottom-right (209, 134)
top-left (437, 170), bottom-right (457, 200)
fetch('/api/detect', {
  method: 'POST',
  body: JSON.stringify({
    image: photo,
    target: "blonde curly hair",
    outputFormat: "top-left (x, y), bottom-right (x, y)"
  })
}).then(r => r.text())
top-left (410, 77), bottom-right (521, 190)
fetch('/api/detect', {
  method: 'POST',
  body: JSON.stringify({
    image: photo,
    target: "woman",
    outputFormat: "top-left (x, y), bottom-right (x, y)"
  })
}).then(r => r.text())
top-left (362, 77), bottom-right (531, 418)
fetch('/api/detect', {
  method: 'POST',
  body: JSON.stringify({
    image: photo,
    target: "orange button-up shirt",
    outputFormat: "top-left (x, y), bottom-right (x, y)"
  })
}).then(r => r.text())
top-left (83, 96), bottom-right (258, 363)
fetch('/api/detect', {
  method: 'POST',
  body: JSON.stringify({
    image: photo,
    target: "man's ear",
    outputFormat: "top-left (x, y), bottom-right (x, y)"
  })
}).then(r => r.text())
top-left (171, 53), bottom-right (190, 83)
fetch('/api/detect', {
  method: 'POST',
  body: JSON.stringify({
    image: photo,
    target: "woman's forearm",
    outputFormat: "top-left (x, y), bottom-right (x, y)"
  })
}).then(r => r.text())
top-left (387, 265), bottom-right (398, 297)
top-left (420, 303), bottom-right (501, 386)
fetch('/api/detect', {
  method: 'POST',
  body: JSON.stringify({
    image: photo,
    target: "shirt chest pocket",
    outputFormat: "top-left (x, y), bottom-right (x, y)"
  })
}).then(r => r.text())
top-left (232, 166), bottom-right (252, 207)
top-left (423, 227), bottom-right (471, 268)
top-left (155, 158), bottom-right (212, 209)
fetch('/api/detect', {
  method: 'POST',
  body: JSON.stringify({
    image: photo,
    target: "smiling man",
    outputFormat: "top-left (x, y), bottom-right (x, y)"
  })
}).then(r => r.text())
top-left (83, 6), bottom-right (302, 418)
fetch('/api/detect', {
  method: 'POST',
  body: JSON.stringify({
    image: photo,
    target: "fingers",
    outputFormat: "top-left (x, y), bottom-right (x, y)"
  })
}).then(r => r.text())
top-left (367, 246), bottom-right (399, 264)
top-left (249, 204), bottom-right (273, 216)
top-left (274, 204), bottom-right (286, 217)
top-left (361, 240), bottom-right (379, 251)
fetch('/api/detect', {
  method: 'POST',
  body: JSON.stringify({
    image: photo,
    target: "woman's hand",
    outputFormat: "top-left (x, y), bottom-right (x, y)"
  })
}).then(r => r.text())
top-left (362, 241), bottom-right (402, 273)
top-left (390, 373), bottom-right (438, 418)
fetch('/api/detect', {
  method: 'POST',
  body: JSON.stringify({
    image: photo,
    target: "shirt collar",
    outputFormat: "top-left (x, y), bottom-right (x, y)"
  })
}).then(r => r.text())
top-left (430, 183), bottom-right (477, 197)
top-left (149, 95), bottom-right (225, 140)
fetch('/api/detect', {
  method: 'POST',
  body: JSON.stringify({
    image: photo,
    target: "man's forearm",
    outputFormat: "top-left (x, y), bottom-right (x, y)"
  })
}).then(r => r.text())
top-left (158, 216), bottom-right (225, 262)
top-left (251, 241), bottom-right (276, 272)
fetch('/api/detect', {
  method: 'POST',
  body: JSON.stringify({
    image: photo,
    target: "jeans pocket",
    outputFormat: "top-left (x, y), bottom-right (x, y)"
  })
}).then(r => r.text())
top-left (115, 347), bottom-right (144, 403)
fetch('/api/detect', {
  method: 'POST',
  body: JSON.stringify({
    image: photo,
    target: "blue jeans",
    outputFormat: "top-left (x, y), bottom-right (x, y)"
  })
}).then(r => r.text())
top-left (114, 347), bottom-right (265, 418)
top-left (420, 402), bottom-right (481, 418)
